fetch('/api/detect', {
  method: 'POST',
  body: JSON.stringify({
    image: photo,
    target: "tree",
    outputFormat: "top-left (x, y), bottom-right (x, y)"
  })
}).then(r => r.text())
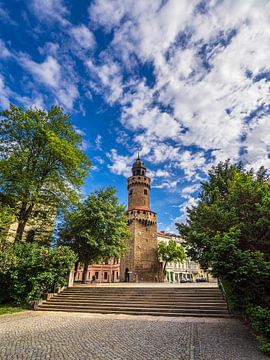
top-left (177, 161), bottom-right (270, 270)
top-left (59, 187), bottom-right (130, 283)
top-left (176, 161), bottom-right (270, 353)
top-left (157, 240), bottom-right (186, 279)
top-left (0, 204), bottom-right (15, 241)
top-left (0, 104), bottom-right (91, 242)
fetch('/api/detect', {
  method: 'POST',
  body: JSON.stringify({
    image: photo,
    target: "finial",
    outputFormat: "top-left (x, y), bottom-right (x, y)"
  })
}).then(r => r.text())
top-left (137, 149), bottom-right (140, 160)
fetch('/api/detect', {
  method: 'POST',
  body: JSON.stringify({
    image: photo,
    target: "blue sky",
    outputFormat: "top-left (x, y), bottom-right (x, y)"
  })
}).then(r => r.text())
top-left (1, 0), bottom-right (270, 232)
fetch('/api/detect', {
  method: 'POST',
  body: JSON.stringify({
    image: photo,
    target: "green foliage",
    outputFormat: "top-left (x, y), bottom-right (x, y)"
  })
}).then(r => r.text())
top-left (157, 240), bottom-right (186, 274)
top-left (59, 187), bottom-right (130, 282)
top-left (0, 205), bottom-right (15, 241)
top-left (176, 160), bottom-right (270, 353)
top-left (0, 242), bottom-right (77, 304)
top-left (247, 306), bottom-right (270, 355)
top-left (0, 104), bottom-right (91, 241)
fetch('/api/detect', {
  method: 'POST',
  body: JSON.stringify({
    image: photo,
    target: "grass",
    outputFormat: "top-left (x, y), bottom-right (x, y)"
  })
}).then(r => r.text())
top-left (0, 305), bottom-right (24, 315)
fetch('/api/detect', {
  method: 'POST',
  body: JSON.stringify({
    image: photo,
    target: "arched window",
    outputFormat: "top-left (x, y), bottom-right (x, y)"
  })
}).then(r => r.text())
top-left (144, 189), bottom-right (148, 195)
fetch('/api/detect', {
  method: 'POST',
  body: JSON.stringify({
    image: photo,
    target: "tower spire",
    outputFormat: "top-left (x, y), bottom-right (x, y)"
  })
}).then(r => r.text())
top-left (137, 149), bottom-right (140, 160)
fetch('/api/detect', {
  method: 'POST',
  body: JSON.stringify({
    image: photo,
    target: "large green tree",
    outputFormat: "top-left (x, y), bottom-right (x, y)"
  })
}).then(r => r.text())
top-left (0, 104), bottom-right (91, 242)
top-left (157, 240), bottom-right (186, 279)
top-left (59, 187), bottom-right (130, 283)
top-left (176, 161), bottom-right (270, 354)
top-left (176, 161), bottom-right (270, 308)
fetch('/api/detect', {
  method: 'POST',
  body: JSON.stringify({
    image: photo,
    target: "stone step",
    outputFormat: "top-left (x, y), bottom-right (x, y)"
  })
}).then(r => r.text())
top-left (50, 298), bottom-right (226, 306)
top-left (46, 301), bottom-right (228, 310)
top-left (38, 286), bottom-right (229, 318)
top-left (38, 303), bottom-right (228, 313)
top-left (66, 288), bottom-right (220, 292)
top-left (57, 294), bottom-right (224, 302)
top-left (37, 307), bottom-right (230, 317)
top-left (38, 305), bottom-right (229, 317)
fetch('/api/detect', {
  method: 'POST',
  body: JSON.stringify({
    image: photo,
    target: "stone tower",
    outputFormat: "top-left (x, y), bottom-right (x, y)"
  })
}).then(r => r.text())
top-left (120, 154), bottom-right (161, 282)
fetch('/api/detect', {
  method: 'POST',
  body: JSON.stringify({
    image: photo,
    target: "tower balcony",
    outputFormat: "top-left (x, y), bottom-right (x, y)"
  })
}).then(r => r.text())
top-left (127, 207), bottom-right (157, 225)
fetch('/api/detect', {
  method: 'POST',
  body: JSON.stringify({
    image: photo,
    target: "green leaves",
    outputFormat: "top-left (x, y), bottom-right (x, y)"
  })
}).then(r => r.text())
top-left (157, 240), bottom-right (186, 274)
top-left (0, 242), bottom-right (78, 303)
top-left (0, 104), bottom-right (91, 241)
top-left (176, 160), bottom-right (270, 314)
top-left (59, 187), bottom-right (130, 265)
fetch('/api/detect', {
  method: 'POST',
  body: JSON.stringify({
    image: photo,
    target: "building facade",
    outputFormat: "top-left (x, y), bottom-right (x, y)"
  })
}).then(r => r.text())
top-left (157, 232), bottom-right (207, 283)
top-left (120, 154), bottom-right (161, 282)
top-left (74, 259), bottom-right (120, 283)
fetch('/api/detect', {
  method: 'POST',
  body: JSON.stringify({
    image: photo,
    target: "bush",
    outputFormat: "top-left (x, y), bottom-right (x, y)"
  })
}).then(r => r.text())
top-left (247, 306), bottom-right (270, 355)
top-left (0, 242), bottom-right (77, 304)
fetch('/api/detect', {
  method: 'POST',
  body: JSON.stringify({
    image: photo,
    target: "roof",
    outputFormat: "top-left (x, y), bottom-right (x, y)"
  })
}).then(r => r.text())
top-left (127, 206), bottom-right (156, 214)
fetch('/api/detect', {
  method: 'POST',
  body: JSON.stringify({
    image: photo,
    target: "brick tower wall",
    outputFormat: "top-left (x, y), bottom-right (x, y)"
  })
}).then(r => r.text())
top-left (120, 210), bottom-right (162, 282)
top-left (128, 176), bottom-right (151, 210)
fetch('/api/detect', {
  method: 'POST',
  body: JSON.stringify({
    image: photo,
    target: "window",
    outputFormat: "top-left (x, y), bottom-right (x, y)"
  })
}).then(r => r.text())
top-left (104, 272), bottom-right (108, 280)
top-left (129, 190), bottom-right (132, 195)
top-left (144, 189), bottom-right (148, 195)
top-left (95, 271), bottom-right (99, 279)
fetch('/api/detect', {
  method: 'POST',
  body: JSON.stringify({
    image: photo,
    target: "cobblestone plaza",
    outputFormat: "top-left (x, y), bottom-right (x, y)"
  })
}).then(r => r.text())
top-left (0, 311), bottom-right (268, 360)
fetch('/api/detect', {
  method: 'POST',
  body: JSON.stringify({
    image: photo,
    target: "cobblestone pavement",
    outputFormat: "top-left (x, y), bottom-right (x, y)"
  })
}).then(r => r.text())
top-left (0, 311), bottom-right (268, 360)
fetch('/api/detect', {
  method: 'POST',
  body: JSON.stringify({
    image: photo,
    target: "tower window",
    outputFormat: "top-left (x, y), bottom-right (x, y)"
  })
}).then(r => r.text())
top-left (144, 189), bottom-right (148, 195)
top-left (129, 190), bottom-right (132, 195)
top-left (136, 170), bottom-right (140, 175)
top-left (142, 171), bottom-right (145, 175)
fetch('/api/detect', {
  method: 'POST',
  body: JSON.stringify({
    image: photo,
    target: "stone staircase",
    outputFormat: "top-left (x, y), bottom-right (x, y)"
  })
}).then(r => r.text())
top-left (38, 286), bottom-right (230, 317)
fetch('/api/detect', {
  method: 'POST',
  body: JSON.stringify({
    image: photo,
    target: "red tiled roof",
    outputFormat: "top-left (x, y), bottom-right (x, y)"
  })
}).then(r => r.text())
top-left (128, 206), bottom-right (156, 214)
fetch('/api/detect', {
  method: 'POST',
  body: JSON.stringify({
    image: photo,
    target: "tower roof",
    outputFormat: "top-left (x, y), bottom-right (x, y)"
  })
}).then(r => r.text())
top-left (132, 152), bottom-right (146, 175)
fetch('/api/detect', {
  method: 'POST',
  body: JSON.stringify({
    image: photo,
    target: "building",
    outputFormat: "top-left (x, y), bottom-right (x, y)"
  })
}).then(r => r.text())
top-left (157, 231), bottom-right (207, 283)
top-left (74, 259), bottom-right (120, 283)
top-left (120, 154), bottom-right (162, 282)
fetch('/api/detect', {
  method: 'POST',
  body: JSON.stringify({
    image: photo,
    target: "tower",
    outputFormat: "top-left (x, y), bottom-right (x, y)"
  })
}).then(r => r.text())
top-left (120, 153), bottom-right (161, 282)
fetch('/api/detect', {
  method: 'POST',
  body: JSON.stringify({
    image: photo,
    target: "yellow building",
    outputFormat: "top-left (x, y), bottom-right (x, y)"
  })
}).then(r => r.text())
top-left (157, 231), bottom-right (211, 283)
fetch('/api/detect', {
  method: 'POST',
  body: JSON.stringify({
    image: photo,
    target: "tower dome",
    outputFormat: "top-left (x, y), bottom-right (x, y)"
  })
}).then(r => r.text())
top-left (132, 152), bottom-right (146, 176)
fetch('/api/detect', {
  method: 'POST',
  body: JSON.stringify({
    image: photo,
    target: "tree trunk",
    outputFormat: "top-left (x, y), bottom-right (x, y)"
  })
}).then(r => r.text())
top-left (162, 262), bottom-right (167, 282)
top-left (82, 260), bottom-right (89, 284)
top-left (15, 202), bottom-right (34, 242)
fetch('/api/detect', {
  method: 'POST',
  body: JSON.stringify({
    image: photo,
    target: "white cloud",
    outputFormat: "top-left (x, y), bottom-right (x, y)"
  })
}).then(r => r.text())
top-left (153, 180), bottom-right (178, 189)
top-left (88, 0), bottom-right (270, 177)
top-left (20, 55), bottom-right (61, 89)
top-left (0, 39), bottom-right (11, 58)
top-left (70, 25), bottom-right (95, 49)
top-left (86, 58), bottom-right (123, 104)
top-left (95, 134), bottom-right (102, 150)
top-left (0, 73), bottom-right (10, 108)
top-left (154, 169), bottom-right (171, 178)
top-left (107, 149), bottom-right (133, 177)
top-left (19, 55), bottom-right (79, 109)
top-left (30, 0), bottom-right (69, 26)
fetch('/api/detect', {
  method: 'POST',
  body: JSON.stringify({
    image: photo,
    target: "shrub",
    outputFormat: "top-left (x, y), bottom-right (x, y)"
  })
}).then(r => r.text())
top-left (0, 242), bottom-right (77, 304)
top-left (247, 306), bottom-right (270, 355)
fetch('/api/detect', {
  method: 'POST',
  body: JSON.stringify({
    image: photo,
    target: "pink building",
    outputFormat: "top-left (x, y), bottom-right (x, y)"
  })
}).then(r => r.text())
top-left (74, 259), bottom-right (120, 283)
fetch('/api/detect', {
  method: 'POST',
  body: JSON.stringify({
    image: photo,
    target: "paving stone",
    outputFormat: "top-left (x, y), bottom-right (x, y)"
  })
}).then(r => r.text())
top-left (0, 311), bottom-right (268, 360)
